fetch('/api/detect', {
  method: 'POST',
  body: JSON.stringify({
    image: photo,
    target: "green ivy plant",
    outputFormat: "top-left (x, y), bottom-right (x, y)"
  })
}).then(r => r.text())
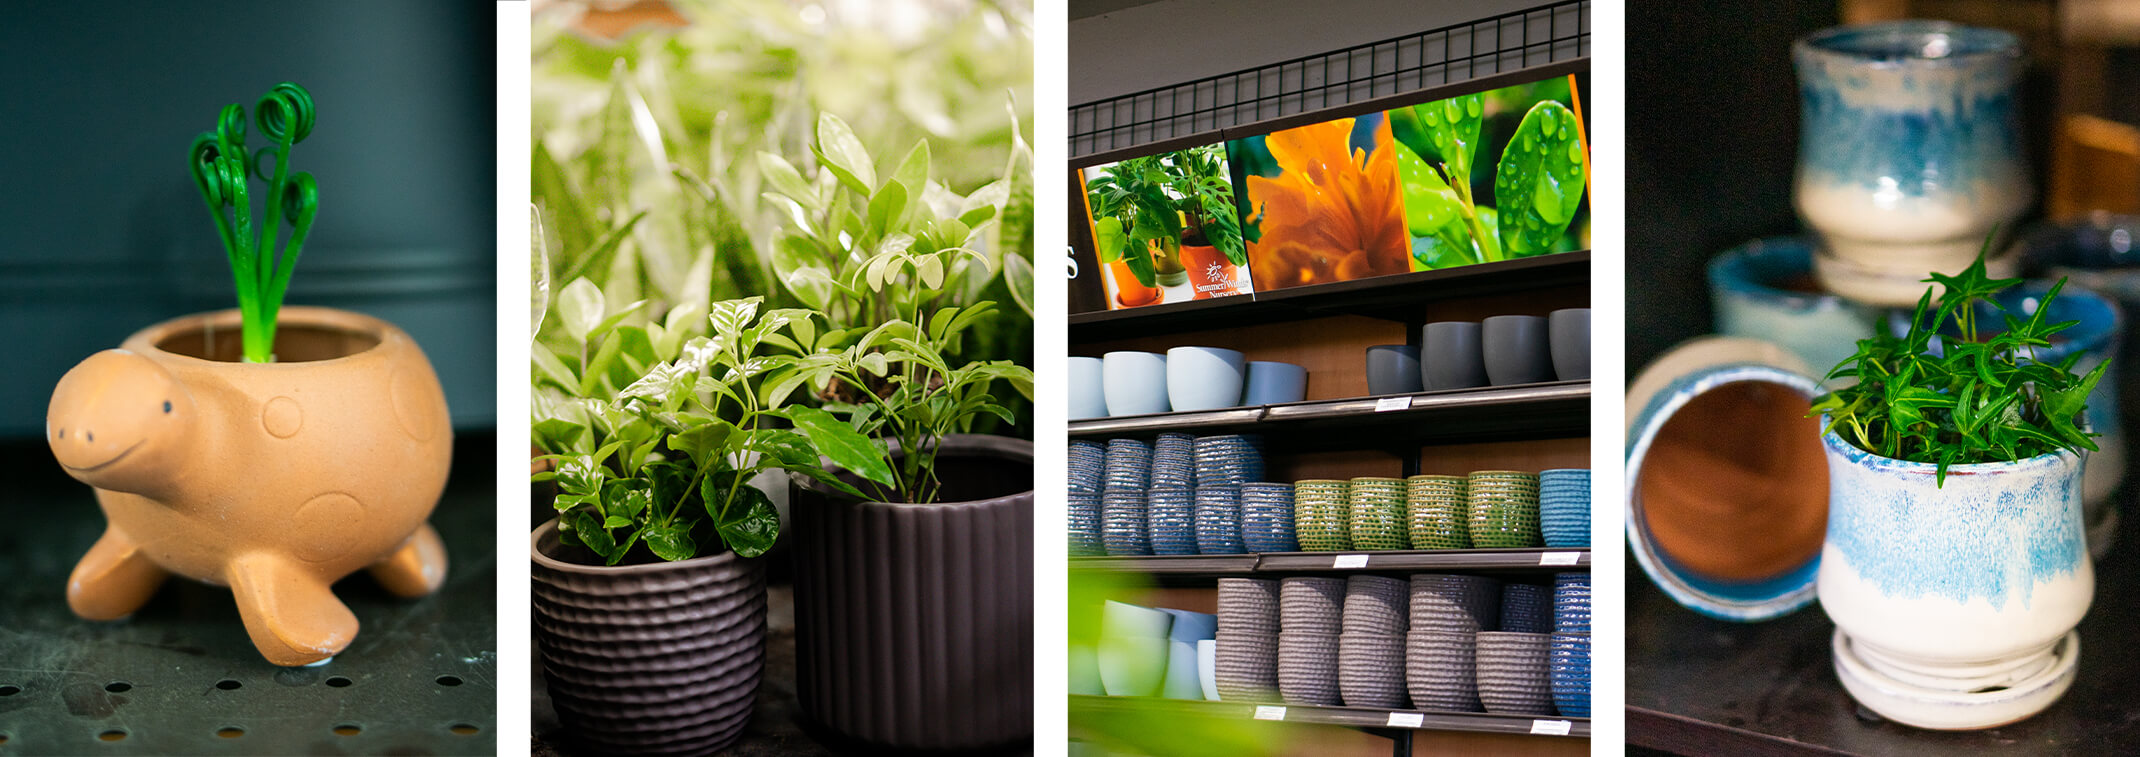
top-left (755, 112), bottom-right (1036, 503)
top-left (531, 290), bottom-right (883, 564)
top-left (1083, 145), bottom-right (1246, 287)
top-left (189, 82), bottom-right (319, 363)
top-left (1809, 243), bottom-right (2106, 485)
top-left (1389, 94), bottom-right (1586, 268)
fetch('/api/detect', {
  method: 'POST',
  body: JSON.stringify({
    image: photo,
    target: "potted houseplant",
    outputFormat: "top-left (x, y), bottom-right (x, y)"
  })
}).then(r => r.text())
top-left (530, 286), bottom-right (882, 754)
top-left (1808, 248), bottom-right (2104, 729)
top-left (1086, 144), bottom-right (1248, 299)
top-left (759, 113), bottom-right (1037, 749)
top-left (46, 82), bottom-right (453, 668)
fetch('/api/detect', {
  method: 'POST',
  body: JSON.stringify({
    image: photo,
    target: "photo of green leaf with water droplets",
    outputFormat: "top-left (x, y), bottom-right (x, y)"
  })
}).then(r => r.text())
top-left (1387, 73), bottom-right (1589, 270)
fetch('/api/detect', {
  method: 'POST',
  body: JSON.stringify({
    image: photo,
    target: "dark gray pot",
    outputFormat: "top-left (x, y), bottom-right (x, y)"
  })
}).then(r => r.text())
top-left (1365, 344), bottom-right (1424, 395)
top-left (1482, 315), bottom-right (1555, 386)
top-left (790, 434), bottom-right (1034, 750)
top-left (532, 518), bottom-right (768, 756)
top-left (1550, 308), bottom-right (1592, 380)
top-left (1422, 321), bottom-right (1489, 390)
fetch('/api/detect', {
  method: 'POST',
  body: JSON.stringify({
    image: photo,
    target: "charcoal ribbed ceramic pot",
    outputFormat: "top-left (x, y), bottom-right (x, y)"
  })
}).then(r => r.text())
top-left (789, 434), bottom-right (1034, 750)
top-left (531, 518), bottom-right (768, 756)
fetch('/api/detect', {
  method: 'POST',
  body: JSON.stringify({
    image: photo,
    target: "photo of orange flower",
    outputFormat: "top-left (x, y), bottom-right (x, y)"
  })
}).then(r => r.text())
top-left (1235, 116), bottom-right (1411, 290)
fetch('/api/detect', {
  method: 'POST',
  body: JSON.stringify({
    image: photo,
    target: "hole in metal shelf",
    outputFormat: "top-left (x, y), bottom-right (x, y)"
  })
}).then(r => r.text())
top-left (216, 727), bottom-right (244, 739)
top-left (325, 676), bottom-right (353, 688)
top-left (449, 723), bottom-right (480, 735)
top-left (98, 729), bottom-right (127, 742)
top-left (0, 685), bottom-right (18, 696)
top-left (332, 724), bottom-right (361, 737)
top-left (216, 679), bottom-right (242, 690)
top-left (104, 681), bottom-right (132, 693)
top-left (435, 675), bottom-right (463, 687)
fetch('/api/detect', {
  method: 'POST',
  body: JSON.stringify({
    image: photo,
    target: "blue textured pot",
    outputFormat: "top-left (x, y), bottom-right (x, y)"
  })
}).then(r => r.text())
top-left (1708, 236), bottom-right (1879, 379)
top-left (1793, 21), bottom-right (2029, 305)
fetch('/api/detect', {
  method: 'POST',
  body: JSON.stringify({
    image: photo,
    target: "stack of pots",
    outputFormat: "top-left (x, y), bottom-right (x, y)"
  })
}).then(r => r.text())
top-left (1069, 433), bottom-right (1272, 557)
top-left (1193, 572), bottom-right (1590, 716)
top-left (1373, 309), bottom-right (1590, 395)
top-left (1074, 348), bottom-right (1308, 420)
top-left (1293, 470), bottom-right (1578, 552)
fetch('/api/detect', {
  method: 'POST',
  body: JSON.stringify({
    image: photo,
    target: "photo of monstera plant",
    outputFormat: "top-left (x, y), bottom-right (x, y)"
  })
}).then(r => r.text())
top-left (528, 0), bottom-right (1035, 753)
top-left (1388, 74), bottom-right (1591, 270)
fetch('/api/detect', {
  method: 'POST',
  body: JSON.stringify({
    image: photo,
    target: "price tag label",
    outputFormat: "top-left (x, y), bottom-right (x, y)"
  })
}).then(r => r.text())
top-left (1530, 719), bottom-right (1573, 736)
top-left (1374, 396), bottom-right (1411, 412)
top-left (1539, 551), bottom-right (1582, 566)
top-left (1386, 712), bottom-right (1424, 728)
top-left (1253, 705), bottom-right (1287, 721)
top-left (1334, 554), bottom-right (1370, 569)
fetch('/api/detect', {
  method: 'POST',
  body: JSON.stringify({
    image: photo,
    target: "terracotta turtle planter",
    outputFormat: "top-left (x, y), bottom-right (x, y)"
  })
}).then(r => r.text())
top-left (45, 307), bottom-right (452, 666)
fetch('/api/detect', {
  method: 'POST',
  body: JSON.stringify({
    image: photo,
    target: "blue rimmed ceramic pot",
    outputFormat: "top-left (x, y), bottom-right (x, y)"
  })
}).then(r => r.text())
top-left (1793, 21), bottom-right (2029, 305)
top-left (1708, 236), bottom-right (1880, 379)
top-left (1888, 279), bottom-right (2126, 557)
top-left (1816, 425), bottom-right (2090, 730)
top-left (1625, 337), bottom-right (1829, 621)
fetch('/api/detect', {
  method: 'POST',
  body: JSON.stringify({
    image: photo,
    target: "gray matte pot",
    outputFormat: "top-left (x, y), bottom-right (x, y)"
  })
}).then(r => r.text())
top-left (531, 518), bottom-right (769, 756)
top-left (789, 434), bottom-right (1035, 750)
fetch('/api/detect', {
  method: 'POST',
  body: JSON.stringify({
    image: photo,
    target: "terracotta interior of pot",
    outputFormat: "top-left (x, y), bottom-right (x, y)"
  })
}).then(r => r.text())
top-left (157, 323), bottom-right (382, 363)
top-left (1638, 381), bottom-right (1828, 584)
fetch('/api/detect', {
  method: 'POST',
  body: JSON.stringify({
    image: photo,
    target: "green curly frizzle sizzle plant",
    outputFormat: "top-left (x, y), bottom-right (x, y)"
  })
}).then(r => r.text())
top-left (189, 82), bottom-right (320, 363)
top-left (1809, 239), bottom-right (2107, 486)
top-left (1084, 144), bottom-right (1246, 287)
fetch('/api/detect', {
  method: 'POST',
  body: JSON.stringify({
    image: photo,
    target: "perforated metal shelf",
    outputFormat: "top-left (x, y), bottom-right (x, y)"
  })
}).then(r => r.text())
top-left (0, 432), bottom-right (498, 755)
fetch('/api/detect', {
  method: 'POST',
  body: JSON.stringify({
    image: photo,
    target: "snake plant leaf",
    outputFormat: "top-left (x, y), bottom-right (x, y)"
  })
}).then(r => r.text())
top-left (1493, 100), bottom-right (1587, 258)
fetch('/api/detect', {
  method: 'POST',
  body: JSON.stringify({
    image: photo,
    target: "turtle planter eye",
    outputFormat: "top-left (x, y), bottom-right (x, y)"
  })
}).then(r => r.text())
top-left (44, 84), bottom-right (455, 668)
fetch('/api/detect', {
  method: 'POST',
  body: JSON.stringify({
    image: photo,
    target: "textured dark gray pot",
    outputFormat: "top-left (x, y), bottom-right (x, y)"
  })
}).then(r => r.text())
top-left (790, 434), bottom-right (1035, 750)
top-left (531, 518), bottom-right (768, 756)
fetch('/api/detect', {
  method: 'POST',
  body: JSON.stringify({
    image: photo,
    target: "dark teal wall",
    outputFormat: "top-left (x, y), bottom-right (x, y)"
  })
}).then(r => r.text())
top-left (0, 0), bottom-right (497, 436)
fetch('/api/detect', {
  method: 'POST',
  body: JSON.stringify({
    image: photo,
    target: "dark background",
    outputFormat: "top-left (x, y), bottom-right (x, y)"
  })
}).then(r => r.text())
top-left (1625, 1), bottom-right (1839, 372)
top-left (0, 0), bottom-right (497, 436)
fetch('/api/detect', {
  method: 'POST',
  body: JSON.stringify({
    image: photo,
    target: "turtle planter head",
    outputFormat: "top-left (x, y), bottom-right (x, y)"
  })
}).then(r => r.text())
top-left (47, 307), bottom-right (453, 666)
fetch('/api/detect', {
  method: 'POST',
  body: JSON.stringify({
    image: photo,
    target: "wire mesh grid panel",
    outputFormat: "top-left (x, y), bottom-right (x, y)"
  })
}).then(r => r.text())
top-left (1069, 0), bottom-right (1589, 157)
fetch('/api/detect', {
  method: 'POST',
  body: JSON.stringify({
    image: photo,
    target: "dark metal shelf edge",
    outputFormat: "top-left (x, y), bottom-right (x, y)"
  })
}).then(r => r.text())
top-left (1066, 382), bottom-right (1591, 438)
top-left (1069, 695), bottom-right (1590, 738)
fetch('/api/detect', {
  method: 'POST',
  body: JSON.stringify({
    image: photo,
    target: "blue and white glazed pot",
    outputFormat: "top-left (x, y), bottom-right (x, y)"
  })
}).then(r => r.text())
top-left (1886, 280), bottom-right (2126, 557)
top-left (1793, 21), bottom-right (2028, 306)
top-left (1708, 237), bottom-right (1880, 379)
top-left (1816, 425), bottom-right (2090, 729)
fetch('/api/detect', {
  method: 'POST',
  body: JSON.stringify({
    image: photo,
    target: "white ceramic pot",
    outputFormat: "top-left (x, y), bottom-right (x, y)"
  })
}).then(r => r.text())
top-left (1166, 346), bottom-right (1247, 411)
top-left (1816, 426), bottom-right (2091, 729)
top-left (1102, 351), bottom-right (1170, 416)
top-left (1069, 356), bottom-right (1108, 420)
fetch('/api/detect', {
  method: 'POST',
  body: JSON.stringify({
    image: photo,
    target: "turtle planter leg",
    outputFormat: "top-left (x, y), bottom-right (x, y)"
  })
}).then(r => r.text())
top-left (67, 528), bottom-right (169, 621)
top-left (367, 523), bottom-right (448, 598)
top-left (228, 552), bottom-right (358, 667)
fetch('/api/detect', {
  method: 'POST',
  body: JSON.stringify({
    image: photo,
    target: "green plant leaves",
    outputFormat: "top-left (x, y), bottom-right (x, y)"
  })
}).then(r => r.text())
top-left (1395, 94), bottom-right (1482, 187)
top-left (712, 484), bottom-right (779, 558)
top-left (783, 405), bottom-right (894, 487)
top-left (814, 113), bottom-right (876, 195)
top-left (1810, 250), bottom-right (2102, 485)
top-left (559, 278), bottom-right (605, 341)
top-left (1493, 101), bottom-right (1587, 259)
